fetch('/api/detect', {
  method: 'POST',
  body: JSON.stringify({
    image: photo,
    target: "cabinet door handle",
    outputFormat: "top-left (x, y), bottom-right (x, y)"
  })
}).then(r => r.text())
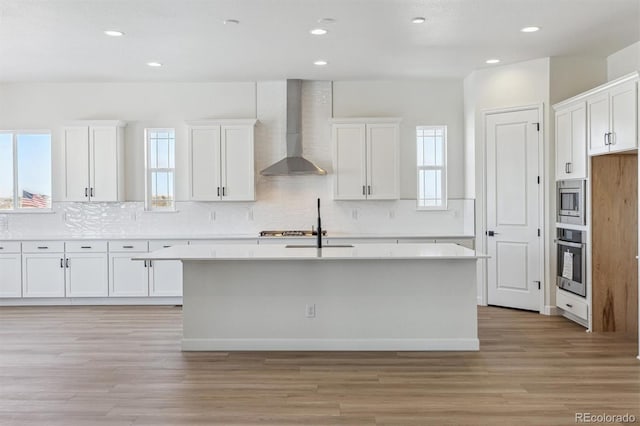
top-left (368, 185), bottom-right (371, 195)
top-left (217, 187), bottom-right (220, 196)
top-left (60, 258), bottom-right (64, 268)
top-left (81, 246), bottom-right (91, 249)
top-left (37, 246), bottom-right (48, 250)
top-left (568, 162), bottom-right (572, 174)
top-left (604, 133), bottom-right (608, 145)
top-left (362, 185), bottom-right (365, 195)
top-left (90, 187), bottom-right (94, 197)
top-left (565, 303), bottom-right (573, 308)
top-left (65, 258), bottom-right (70, 268)
top-left (222, 187), bottom-right (226, 196)
top-left (149, 260), bottom-right (152, 268)
top-left (123, 245), bottom-right (134, 249)
top-left (143, 260), bottom-right (147, 268)
top-left (609, 132), bottom-right (615, 145)
top-left (85, 187), bottom-right (88, 197)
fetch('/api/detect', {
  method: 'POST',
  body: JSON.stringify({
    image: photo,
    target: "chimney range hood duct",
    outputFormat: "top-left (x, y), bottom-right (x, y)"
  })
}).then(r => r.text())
top-left (260, 79), bottom-right (327, 176)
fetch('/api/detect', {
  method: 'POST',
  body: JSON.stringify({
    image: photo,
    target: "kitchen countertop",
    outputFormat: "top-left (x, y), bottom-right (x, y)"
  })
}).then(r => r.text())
top-left (0, 233), bottom-right (475, 241)
top-left (135, 243), bottom-right (487, 261)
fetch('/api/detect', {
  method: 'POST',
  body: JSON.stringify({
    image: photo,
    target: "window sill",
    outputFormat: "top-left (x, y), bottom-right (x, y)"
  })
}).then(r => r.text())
top-left (416, 206), bottom-right (448, 212)
top-left (0, 209), bottom-right (56, 215)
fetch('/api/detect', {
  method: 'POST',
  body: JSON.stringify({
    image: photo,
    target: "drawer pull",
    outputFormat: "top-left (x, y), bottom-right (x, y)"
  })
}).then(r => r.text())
top-left (0, 247), bottom-right (3, 250)
top-left (81, 246), bottom-right (92, 249)
top-left (123, 245), bottom-right (134, 249)
top-left (163, 245), bottom-right (171, 248)
top-left (37, 246), bottom-right (49, 249)
top-left (565, 303), bottom-right (573, 308)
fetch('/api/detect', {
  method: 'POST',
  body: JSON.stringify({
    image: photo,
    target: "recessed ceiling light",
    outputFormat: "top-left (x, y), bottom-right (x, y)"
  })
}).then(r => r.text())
top-left (310, 28), bottom-right (328, 35)
top-left (223, 19), bottom-right (240, 25)
top-left (147, 62), bottom-right (163, 67)
top-left (485, 59), bottom-right (500, 64)
top-left (318, 18), bottom-right (336, 24)
top-left (104, 30), bottom-right (124, 37)
top-left (314, 60), bottom-right (328, 66)
top-left (412, 17), bottom-right (426, 24)
top-left (521, 26), bottom-right (540, 33)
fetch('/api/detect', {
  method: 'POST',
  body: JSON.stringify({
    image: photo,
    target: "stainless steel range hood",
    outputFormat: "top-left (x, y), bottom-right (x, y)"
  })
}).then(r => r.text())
top-left (260, 79), bottom-right (327, 176)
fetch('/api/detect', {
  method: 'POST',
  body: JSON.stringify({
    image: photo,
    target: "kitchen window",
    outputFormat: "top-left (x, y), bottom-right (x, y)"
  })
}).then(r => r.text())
top-left (416, 125), bottom-right (447, 210)
top-left (145, 128), bottom-right (175, 211)
top-left (0, 131), bottom-right (52, 211)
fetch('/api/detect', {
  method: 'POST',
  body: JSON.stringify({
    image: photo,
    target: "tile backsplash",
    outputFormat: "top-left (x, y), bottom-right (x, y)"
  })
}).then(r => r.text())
top-left (0, 197), bottom-right (474, 239)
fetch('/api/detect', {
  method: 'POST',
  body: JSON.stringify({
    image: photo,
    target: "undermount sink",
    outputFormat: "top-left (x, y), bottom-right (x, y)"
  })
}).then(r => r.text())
top-left (285, 245), bottom-right (354, 248)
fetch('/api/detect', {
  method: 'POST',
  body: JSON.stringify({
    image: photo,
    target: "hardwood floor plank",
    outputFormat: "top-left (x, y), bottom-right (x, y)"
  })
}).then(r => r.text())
top-left (0, 305), bottom-right (638, 425)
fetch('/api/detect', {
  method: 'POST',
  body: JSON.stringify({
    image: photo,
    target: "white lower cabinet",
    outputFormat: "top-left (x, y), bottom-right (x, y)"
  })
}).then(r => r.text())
top-left (109, 252), bottom-right (149, 297)
top-left (66, 253), bottom-right (108, 297)
top-left (22, 253), bottom-right (66, 298)
top-left (148, 240), bottom-right (185, 297)
top-left (0, 253), bottom-right (22, 297)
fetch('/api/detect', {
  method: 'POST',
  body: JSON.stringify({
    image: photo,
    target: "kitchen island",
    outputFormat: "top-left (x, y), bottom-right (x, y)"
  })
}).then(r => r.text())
top-left (138, 243), bottom-right (487, 351)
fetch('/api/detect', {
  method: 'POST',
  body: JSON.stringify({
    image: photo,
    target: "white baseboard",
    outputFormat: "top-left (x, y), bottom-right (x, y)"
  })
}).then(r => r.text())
top-left (543, 305), bottom-right (561, 315)
top-left (0, 297), bottom-right (183, 306)
top-left (181, 338), bottom-right (480, 351)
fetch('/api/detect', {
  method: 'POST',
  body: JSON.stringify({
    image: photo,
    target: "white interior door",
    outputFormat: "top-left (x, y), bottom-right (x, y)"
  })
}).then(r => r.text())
top-left (486, 108), bottom-right (541, 311)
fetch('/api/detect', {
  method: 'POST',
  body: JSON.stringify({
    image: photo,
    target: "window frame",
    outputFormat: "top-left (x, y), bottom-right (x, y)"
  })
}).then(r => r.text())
top-left (144, 128), bottom-right (176, 212)
top-left (0, 129), bottom-right (53, 212)
top-left (416, 125), bottom-right (448, 211)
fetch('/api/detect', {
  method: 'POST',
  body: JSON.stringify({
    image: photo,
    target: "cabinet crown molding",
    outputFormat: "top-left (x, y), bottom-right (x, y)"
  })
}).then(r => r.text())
top-left (553, 71), bottom-right (639, 110)
top-left (329, 117), bottom-right (402, 124)
top-left (186, 119), bottom-right (257, 127)
top-left (63, 120), bottom-right (127, 127)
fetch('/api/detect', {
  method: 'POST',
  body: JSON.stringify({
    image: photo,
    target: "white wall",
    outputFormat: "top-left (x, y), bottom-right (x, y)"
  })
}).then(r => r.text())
top-left (607, 41), bottom-right (640, 81)
top-left (332, 80), bottom-right (465, 200)
top-left (0, 80), bottom-right (473, 238)
top-left (465, 58), bottom-right (551, 307)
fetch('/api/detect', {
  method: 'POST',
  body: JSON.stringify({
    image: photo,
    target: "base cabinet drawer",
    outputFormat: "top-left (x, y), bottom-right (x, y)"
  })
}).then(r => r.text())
top-left (556, 289), bottom-right (588, 321)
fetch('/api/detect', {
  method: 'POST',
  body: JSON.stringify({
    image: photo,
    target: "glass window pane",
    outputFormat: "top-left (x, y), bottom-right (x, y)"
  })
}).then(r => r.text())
top-left (435, 136), bottom-right (443, 166)
top-left (151, 171), bottom-right (174, 209)
top-left (169, 134), bottom-right (175, 168)
top-left (149, 132), bottom-right (158, 169)
top-left (156, 137), bottom-right (169, 168)
top-left (17, 133), bottom-right (51, 209)
top-left (0, 134), bottom-right (13, 210)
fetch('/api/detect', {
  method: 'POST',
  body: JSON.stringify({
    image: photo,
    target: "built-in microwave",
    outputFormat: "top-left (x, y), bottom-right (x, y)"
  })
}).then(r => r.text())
top-left (557, 180), bottom-right (586, 225)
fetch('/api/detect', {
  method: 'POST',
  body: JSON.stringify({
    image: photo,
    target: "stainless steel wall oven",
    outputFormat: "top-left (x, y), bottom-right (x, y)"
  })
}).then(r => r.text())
top-left (556, 227), bottom-right (586, 297)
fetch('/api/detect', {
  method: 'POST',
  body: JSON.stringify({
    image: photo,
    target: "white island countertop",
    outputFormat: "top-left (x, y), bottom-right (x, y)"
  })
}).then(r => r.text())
top-left (136, 243), bottom-right (487, 261)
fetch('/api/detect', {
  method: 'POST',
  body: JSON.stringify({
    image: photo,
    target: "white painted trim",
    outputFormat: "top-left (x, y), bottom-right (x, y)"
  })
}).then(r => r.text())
top-left (329, 117), bottom-right (402, 124)
top-left (477, 296), bottom-right (486, 306)
top-left (483, 104), bottom-right (542, 116)
top-left (185, 119), bottom-right (257, 127)
top-left (64, 120), bottom-right (127, 127)
top-left (561, 310), bottom-right (589, 328)
top-left (543, 305), bottom-right (561, 315)
top-left (0, 297), bottom-right (182, 306)
top-left (182, 338), bottom-right (480, 351)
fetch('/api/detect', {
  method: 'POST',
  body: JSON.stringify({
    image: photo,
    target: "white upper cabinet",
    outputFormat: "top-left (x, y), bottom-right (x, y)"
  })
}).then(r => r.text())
top-left (62, 121), bottom-right (126, 202)
top-left (555, 102), bottom-right (587, 180)
top-left (187, 120), bottom-right (256, 201)
top-left (586, 75), bottom-right (638, 156)
top-left (331, 118), bottom-right (400, 200)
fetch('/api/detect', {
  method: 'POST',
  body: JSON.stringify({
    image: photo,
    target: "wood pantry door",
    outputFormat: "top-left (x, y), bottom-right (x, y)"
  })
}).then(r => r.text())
top-left (486, 107), bottom-right (542, 311)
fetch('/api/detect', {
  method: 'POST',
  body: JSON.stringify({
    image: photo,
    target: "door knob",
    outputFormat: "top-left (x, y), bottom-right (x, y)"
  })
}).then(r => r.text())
top-left (486, 230), bottom-right (499, 237)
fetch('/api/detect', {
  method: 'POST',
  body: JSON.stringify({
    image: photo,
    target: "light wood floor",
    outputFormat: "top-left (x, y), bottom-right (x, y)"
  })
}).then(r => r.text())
top-left (0, 306), bottom-right (638, 426)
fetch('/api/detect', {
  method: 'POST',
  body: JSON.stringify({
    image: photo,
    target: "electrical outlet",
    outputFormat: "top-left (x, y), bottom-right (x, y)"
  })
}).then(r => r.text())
top-left (305, 303), bottom-right (316, 318)
top-left (209, 211), bottom-right (216, 222)
top-left (351, 209), bottom-right (358, 220)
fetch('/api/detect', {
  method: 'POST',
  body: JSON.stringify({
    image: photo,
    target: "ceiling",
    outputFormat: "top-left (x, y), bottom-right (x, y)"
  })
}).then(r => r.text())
top-left (0, 0), bottom-right (639, 82)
